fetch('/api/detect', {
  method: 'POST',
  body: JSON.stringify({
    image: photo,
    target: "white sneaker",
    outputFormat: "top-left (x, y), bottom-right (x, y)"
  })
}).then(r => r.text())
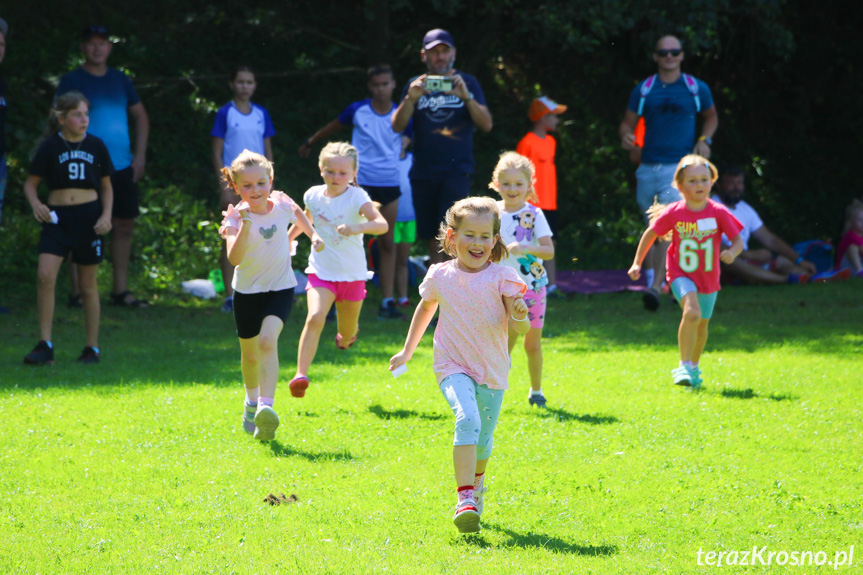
top-left (254, 406), bottom-right (280, 441)
top-left (452, 498), bottom-right (481, 533)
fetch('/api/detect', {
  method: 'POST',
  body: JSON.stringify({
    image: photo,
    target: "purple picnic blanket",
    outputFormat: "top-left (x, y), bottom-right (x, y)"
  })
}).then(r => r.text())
top-left (556, 269), bottom-right (647, 295)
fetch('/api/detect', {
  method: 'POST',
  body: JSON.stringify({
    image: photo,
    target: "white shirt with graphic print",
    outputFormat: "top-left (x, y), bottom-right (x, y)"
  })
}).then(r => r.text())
top-left (303, 184), bottom-right (373, 281)
top-left (497, 202), bottom-right (553, 293)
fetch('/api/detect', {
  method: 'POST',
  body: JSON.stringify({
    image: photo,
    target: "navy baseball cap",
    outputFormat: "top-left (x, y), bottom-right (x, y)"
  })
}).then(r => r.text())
top-left (423, 29), bottom-right (455, 50)
top-left (81, 25), bottom-right (110, 41)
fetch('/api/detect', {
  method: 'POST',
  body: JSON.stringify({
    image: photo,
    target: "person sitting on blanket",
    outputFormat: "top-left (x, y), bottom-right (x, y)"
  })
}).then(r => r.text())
top-left (713, 165), bottom-right (849, 285)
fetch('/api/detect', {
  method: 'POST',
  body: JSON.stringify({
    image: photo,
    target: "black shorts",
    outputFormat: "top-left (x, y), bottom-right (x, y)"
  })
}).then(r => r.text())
top-left (544, 209), bottom-right (558, 237)
top-left (233, 288), bottom-right (295, 339)
top-left (411, 173), bottom-right (473, 240)
top-left (38, 200), bottom-right (104, 265)
top-left (111, 166), bottom-right (140, 219)
top-left (362, 185), bottom-right (401, 206)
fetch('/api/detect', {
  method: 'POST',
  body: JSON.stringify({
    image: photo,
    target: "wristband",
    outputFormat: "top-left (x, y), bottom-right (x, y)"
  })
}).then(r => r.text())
top-left (698, 135), bottom-right (713, 146)
top-left (511, 314), bottom-right (529, 322)
top-left (242, 217), bottom-right (253, 223)
top-left (795, 256), bottom-right (803, 265)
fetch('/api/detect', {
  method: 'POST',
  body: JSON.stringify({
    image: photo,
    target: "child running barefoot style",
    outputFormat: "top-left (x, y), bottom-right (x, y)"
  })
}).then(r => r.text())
top-left (389, 197), bottom-right (530, 534)
top-left (23, 91), bottom-right (114, 365)
top-left (490, 152), bottom-right (555, 408)
top-left (288, 142), bottom-right (388, 398)
top-left (219, 150), bottom-right (323, 441)
top-left (212, 66), bottom-right (276, 313)
top-left (628, 154), bottom-right (744, 389)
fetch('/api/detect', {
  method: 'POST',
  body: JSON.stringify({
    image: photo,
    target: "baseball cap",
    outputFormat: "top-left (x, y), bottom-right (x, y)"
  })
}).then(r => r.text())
top-left (528, 96), bottom-right (567, 122)
top-left (81, 25), bottom-right (110, 41)
top-left (423, 29), bottom-right (455, 50)
top-left (0, 18), bottom-right (9, 38)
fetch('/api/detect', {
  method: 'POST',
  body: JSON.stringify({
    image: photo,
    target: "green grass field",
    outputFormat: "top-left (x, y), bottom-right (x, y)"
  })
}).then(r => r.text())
top-left (1, 281), bottom-right (860, 574)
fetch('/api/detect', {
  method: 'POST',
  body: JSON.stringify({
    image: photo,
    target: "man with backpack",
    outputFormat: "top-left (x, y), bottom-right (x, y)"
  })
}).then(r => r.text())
top-left (619, 34), bottom-right (718, 310)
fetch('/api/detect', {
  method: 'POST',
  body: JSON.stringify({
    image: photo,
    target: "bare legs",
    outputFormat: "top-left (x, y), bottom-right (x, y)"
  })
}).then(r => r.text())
top-left (238, 316), bottom-right (285, 400)
top-left (295, 287), bottom-right (363, 378)
top-left (376, 200), bottom-right (398, 301)
top-left (37, 254), bottom-right (100, 347)
top-left (677, 292), bottom-right (709, 363)
top-left (508, 326), bottom-right (543, 392)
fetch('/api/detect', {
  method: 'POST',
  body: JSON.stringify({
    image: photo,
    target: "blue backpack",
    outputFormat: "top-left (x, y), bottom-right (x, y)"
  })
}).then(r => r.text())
top-left (637, 73), bottom-right (701, 116)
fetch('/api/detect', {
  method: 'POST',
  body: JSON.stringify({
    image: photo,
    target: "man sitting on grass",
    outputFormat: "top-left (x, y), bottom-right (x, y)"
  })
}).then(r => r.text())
top-left (713, 165), bottom-right (849, 285)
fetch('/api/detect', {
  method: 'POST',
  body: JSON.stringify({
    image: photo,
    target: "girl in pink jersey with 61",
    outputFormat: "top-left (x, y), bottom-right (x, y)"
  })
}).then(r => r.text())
top-left (629, 154), bottom-right (744, 389)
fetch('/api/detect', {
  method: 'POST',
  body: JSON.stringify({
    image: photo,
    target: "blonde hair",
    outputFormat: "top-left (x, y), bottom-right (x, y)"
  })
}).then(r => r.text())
top-left (843, 199), bottom-right (863, 233)
top-left (318, 141), bottom-right (360, 174)
top-left (436, 197), bottom-right (509, 263)
top-left (672, 154), bottom-right (718, 190)
top-left (220, 149), bottom-right (274, 190)
top-left (488, 151), bottom-right (538, 203)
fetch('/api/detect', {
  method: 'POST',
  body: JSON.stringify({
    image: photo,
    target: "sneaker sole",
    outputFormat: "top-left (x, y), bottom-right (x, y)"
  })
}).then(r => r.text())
top-left (289, 376), bottom-right (309, 398)
top-left (253, 408), bottom-right (280, 441)
top-left (453, 509), bottom-right (481, 533)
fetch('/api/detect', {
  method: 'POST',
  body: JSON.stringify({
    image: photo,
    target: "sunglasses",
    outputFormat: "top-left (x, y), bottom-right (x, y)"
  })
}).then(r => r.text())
top-left (656, 49), bottom-right (683, 57)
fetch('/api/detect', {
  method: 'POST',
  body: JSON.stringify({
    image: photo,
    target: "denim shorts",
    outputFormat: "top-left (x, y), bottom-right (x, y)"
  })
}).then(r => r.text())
top-left (636, 163), bottom-right (681, 222)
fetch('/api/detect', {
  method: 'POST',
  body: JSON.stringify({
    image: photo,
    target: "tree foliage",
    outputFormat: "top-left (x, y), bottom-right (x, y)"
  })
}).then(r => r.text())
top-left (1, 0), bottom-right (859, 288)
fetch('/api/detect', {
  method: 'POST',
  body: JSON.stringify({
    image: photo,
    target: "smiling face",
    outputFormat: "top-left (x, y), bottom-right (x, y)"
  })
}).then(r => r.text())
top-left (232, 166), bottom-right (273, 212)
top-left (677, 164), bottom-right (713, 207)
top-left (653, 35), bottom-right (684, 73)
top-left (58, 101), bottom-right (90, 141)
top-left (320, 155), bottom-right (357, 196)
top-left (447, 213), bottom-right (497, 272)
top-left (229, 70), bottom-right (257, 102)
top-left (496, 168), bottom-right (532, 211)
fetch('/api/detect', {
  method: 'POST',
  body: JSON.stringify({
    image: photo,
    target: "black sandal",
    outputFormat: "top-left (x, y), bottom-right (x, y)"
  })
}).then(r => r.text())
top-left (110, 291), bottom-right (149, 309)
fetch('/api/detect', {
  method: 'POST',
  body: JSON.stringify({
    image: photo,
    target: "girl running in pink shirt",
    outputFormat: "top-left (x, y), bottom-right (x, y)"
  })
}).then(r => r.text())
top-left (390, 197), bottom-right (529, 534)
top-left (629, 154), bottom-right (744, 389)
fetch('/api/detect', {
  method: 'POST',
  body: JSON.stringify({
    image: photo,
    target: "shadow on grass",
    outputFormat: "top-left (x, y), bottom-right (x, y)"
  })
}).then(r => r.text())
top-left (720, 388), bottom-right (798, 401)
top-left (368, 404), bottom-right (446, 421)
top-left (268, 440), bottom-right (355, 462)
top-left (458, 523), bottom-right (618, 556)
top-left (541, 407), bottom-right (619, 425)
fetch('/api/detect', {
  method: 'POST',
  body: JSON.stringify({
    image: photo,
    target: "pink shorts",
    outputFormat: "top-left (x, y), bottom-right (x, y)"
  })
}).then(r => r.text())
top-left (306, 273), bottom-right (367, 302)
top-left (524, 286), bottom-right (546, 329)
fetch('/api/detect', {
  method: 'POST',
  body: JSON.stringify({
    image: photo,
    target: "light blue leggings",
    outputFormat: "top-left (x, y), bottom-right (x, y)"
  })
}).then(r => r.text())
top-left (440, 374), bottom-right (505, 460)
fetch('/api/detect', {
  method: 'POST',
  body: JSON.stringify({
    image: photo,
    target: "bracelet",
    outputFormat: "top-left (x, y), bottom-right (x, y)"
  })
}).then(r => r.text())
top-left (242, 217), bottom-right (253, 223)
top-left (795, 256), bottom-right (803, 265)
top-left (698, 135), bottom-right (713, 146)
top-left (463, 92), bottom-right (474, 102)
top-left (511, 314), bottom-right (529, 322)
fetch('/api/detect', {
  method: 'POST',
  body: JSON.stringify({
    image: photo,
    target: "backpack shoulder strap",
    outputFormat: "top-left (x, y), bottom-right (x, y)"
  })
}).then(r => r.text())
top-left (682, 73), bottom-right (701, 112)
top-left (637, 75), bottom-right (658, 116)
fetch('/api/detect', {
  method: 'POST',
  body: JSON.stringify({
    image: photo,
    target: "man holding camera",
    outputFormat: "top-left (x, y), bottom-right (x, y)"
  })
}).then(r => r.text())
top-left (392, 28), bottom-right (492, 264)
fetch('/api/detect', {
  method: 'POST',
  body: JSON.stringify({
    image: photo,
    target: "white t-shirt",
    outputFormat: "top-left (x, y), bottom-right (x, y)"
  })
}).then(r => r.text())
top-left (219, 191), bottom-right (299, 294)
top-left (712, 196), bottom-right (763, 249)
top-left (498, 202), bottom-right (553, 293)
top-left (303, 184), bottom-right (373, 281)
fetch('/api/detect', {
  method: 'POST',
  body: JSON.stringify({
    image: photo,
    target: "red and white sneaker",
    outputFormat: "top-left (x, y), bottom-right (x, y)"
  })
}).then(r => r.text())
top-left (452, 498), bottom-right (480, 533)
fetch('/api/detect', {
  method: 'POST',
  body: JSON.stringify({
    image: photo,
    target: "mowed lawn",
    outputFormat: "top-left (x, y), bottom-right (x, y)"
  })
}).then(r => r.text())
top-left (1, 280), bottom-right (860, 574)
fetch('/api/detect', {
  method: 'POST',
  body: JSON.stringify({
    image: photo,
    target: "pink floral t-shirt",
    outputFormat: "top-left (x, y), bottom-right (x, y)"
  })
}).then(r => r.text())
top-left (419, 261), bottom-right (527, 390)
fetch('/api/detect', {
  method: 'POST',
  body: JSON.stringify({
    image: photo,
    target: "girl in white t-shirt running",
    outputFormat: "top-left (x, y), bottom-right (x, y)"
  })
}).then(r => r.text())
top-left (288, 142), bottom-right (388, 398)
top-left (219, 150), bottom-right (323, 441)
top-left (490, 152), bottom-right (555, 408)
